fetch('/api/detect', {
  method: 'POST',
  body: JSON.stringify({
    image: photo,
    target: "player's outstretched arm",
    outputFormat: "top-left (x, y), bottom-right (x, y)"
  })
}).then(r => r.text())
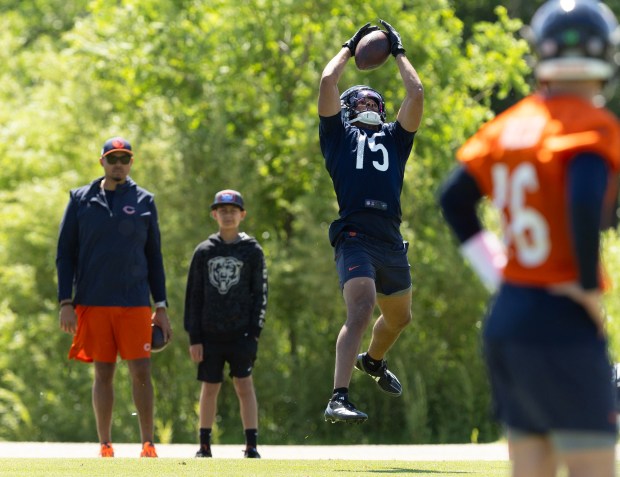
top-left (379, 19), bottom-right (423, 132)
top-left (395, 55), bottom-right (423, 132)
top-left (318, 50), bottom-right (349, 117)
top-left (318, 23), bottom-right (377, 117)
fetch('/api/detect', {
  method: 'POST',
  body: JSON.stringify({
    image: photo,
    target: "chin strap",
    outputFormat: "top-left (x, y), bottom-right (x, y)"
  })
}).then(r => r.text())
top-left (350, 111), bottom-right (383, 126)
top-left (459, 231), bottom-right (507, 292)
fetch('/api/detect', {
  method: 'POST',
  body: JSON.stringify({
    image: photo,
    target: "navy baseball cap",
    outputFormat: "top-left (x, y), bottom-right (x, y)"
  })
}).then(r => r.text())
top-left (101, 137), bottom-right (133, 158)
top-left (211, 189), bottom-right (244, 210)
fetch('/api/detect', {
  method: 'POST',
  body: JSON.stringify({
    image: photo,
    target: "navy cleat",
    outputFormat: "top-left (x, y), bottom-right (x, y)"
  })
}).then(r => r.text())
top-left (355, 352), bottom-right (402, 396)
top-left (195, 445), bottom-right (212, 458)
top-left (324, 393), bottom-right (368, 423)
top-left (244, 447), bottom-right (261, 458)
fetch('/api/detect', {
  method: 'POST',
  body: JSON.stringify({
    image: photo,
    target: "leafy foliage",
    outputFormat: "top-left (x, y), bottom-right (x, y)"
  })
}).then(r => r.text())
top-left (1, 0), bottom-right (612, 446)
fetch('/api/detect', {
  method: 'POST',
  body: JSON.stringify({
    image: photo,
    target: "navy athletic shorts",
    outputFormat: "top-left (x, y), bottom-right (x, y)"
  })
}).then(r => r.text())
top-left (483, 285), bottom-right (617, 435)
top-left (334, 231), bottom-right (411, 295)
top-left (197, 333), bottom-right (258, 383)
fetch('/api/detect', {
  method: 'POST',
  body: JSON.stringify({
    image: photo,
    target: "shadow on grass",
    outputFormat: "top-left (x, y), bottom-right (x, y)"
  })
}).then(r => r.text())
top-left (342, 469), bottom-right (472, 475)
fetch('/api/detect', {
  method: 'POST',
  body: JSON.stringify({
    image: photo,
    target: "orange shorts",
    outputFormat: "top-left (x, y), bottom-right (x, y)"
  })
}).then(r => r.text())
top-left (69, 306), bottom-right (153, 363)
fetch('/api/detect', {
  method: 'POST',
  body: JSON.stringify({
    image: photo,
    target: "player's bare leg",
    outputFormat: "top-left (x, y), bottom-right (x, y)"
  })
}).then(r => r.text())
top-left (93, 361), bottom-right (116, 445)
top-left (325, 277), bottom-right (375, 423)
top-left (371, 290), bottom-right (412, 359)
top-left (352, 290), bottom-right (411, 397)
top-left (562, 446), bottom-right (615, 477)
top-left (509, 435), bottom-right (557, 477)
top-left (335, 277), bottom-right (376, 389)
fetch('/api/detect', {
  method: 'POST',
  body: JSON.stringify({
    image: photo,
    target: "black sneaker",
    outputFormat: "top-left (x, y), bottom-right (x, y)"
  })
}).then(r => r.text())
top-left (324, 394), bottom-right (368, 423)
top-left (244, 447), bottom-right (261, 458)
top-left (195, 445), bottom-right (212, 458)
top-left (355, 352), bottom-right (402, 396)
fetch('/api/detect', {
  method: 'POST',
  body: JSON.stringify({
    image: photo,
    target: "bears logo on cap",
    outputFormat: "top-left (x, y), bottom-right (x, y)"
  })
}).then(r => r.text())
top-left (101, 136), bottom-right (133, 158)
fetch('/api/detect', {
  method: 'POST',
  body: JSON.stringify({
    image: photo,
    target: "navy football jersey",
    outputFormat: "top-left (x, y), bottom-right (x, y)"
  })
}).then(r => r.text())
top-left (319, 113), bottom-right (415, 244)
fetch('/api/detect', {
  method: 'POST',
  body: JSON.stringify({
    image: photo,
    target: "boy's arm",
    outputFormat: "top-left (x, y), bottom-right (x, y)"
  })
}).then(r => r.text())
top-left (249, 246), bottom-right (268, 339)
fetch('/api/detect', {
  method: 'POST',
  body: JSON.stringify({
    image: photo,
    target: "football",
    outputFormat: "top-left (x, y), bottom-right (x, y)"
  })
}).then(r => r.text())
top-left (355, 30), bottom-right (390, 71)
top-left (151, 324), bottom-right (168, 353)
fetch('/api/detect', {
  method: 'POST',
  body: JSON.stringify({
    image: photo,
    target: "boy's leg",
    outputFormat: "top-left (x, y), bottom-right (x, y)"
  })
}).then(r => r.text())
top-left (200, 381), bottom-right (222, 428)
top-left (233, 376), bottom-right (260, 458)
top-left (233, 376), bottom-right (257, 429)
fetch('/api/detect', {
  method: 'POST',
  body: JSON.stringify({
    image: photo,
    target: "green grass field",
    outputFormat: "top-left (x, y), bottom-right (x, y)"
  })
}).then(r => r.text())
top-left (0, 458), bottom-right (510, 477)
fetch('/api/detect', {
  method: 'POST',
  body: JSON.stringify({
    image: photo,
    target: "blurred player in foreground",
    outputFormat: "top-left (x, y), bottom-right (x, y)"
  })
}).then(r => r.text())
top-left (318, 20), bottom-right (423, 423)
top-left (439, 1), bottom-right (620, 475)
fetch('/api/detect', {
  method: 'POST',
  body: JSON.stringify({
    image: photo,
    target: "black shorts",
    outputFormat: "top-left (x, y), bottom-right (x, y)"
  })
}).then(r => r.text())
top-left (197, 334), bottom-right (258, 383)
top-left (334, 232), bottom-right (411, 295)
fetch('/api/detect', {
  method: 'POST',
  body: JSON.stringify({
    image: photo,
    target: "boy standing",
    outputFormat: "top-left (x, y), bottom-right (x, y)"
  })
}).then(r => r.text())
top-left (184, 189), bottom-right (267, 458)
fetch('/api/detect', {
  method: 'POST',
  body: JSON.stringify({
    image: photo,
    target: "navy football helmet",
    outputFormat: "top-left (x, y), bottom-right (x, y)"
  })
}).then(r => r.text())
top-left (525, 0), bottom-right (620, 81)
top-left (340, 85), bottom-right (386, 126)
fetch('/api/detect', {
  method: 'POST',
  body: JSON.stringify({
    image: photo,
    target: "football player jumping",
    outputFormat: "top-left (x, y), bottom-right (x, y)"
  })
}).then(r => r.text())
top-left (318, 20), bottom-right (423, 423)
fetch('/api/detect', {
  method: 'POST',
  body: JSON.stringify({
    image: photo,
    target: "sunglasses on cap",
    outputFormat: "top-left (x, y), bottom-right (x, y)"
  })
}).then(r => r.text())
top-left (105, 154), bottom-right (132, 165)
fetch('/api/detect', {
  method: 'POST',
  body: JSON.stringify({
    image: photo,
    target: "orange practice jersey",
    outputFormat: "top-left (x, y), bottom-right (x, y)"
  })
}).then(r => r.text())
top-left (458, 94), bottom-right (620, 287)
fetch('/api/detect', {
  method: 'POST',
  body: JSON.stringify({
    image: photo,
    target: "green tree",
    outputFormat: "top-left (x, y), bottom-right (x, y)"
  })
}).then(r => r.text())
top-left (1, 0), bottom-right (594, 446)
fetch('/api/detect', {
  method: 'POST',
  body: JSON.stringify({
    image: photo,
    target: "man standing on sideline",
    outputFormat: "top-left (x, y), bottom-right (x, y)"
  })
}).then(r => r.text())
top-left (184, 190), bottom-right (267, 458)
top-left (57, 136), bottom-right (172, 458)
top-left (318, 20), bottom-right (423, 423)
top-left (439, 1), bottom-right (620, 475)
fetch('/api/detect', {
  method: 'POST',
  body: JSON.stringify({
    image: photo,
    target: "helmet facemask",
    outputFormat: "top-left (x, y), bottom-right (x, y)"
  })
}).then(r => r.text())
top-left (340, 86), bottom-right (386, 126)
